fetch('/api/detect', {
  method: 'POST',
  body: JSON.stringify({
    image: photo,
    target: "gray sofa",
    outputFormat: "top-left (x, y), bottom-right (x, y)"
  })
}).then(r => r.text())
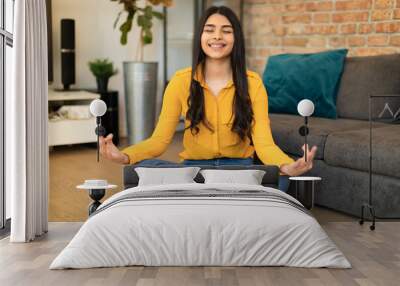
top-left (269, 54), bottom-right (400, 218)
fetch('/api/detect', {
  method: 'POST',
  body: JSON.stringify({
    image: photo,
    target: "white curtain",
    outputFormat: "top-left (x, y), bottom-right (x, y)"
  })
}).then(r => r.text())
top-left (7, 0), bottom-right (49, 242)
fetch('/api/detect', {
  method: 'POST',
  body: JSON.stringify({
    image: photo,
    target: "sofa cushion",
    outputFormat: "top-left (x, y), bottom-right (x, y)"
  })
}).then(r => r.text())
top-left (324, 125), bottom-right (400, 178)
top-left (336, 54), bottom-right (400, 120)
top-left (269, 113), bottom-right (387, 160)
top-left (263, 49), bottom-right (348, 119)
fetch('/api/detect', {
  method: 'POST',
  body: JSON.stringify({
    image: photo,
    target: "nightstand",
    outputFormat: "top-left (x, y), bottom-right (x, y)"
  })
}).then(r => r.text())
top-left (289, 176), bottom-right (322, 210)
top-left (77, 180), bottom-right (117, 215)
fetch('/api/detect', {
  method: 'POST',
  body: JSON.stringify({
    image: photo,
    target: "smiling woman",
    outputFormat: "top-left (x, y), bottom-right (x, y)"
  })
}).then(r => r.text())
top-left (201, 15), bottom-right (234, 60)
top-left (99, 5), bottom-right (318, 192)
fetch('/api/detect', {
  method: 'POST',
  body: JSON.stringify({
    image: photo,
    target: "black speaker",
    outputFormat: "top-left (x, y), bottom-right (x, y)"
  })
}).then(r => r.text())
top-left (100, 91), bottom-right (120, 146)
top-left (61, 19), bottom-right (75, 90)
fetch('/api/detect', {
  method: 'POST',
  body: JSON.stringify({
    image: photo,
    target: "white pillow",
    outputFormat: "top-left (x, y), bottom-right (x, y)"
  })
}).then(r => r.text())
top-left (135, 167), bottom-right (201, 186)
top-left (200, 169), bottom-right (266, 185)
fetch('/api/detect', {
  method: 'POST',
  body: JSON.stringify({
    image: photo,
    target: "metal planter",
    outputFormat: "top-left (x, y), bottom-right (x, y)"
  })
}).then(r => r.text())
top-left (123, 62), bottom-right (158, 144)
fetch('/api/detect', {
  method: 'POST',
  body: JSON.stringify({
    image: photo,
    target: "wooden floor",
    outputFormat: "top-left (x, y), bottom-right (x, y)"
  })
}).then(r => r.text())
top-left (1, 132), bottom-right (399, 285)
top-left (1, 221), bottom-right (399, 286)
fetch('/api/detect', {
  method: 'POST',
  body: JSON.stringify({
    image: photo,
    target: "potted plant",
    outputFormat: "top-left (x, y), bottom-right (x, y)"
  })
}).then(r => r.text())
top-left (88, 58), bottom-right (118, 93)
top-left (111, 0), bottom-right (173, 144)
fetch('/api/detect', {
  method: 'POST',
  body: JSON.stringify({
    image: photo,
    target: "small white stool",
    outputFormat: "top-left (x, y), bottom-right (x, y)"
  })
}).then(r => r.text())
top-left (289, 176), bottom-right (321, 210)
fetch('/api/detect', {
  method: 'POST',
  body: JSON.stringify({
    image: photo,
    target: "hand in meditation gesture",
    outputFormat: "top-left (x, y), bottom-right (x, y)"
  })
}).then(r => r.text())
top-left (280, 144), bottom-right (317, 177)
top-left (99, 134), bottom-right (129, 164)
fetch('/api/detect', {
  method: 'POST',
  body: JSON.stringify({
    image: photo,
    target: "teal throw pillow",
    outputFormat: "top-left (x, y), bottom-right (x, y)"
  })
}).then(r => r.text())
top-left (262, 49), bottom-right (348, 119)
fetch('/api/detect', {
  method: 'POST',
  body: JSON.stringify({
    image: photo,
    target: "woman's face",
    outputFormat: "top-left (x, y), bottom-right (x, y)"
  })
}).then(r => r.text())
top-left (201, 13), bottom-right (234, 60)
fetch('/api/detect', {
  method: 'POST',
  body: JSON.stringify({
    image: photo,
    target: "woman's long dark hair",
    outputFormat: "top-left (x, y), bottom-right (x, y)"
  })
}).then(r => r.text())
top-left (185, 6), bottom-right (253, 141)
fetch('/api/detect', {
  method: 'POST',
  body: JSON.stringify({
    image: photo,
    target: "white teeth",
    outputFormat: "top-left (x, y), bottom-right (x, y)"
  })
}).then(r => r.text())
top-left (209, 44), bottom-right (225, 48)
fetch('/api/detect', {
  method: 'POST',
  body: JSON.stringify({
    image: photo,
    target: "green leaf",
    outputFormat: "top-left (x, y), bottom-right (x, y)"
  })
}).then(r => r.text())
top-left (138, 14), bottom-right (152, 29)
top-left (143, 29), bottom-right (152, 45)
top-left (127, 10), bottom-right (135, 21)
top-left (120, 31), bottom-right (127, 45)
top-left (119, 19), bottom-right (132, 33)
top-left (137, 15), bottom-right (145, 27)
top-left (144, 6), bottom-right (153, 18)
top-left (111, 0), bottom-right (166, 47)
top-left (119, 10), bottom-right (134, 44)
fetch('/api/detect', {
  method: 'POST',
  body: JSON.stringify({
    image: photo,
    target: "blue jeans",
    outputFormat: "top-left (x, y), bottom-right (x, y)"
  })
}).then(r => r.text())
top-left (183, 157), bottom-right (254, 166)
top-left (135, 158), bottom-right (290, 192)
top-left (135, 158), bottom-right (254, 167)
top-left (278, 176), bottom-right (290, 193)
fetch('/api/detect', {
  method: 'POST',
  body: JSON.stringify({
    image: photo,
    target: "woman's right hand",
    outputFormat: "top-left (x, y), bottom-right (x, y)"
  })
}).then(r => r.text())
top-left (99, 134), bottom-right (130, 165)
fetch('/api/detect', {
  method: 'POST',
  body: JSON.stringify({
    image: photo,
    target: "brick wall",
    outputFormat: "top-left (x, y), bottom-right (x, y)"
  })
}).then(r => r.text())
top-left (244, 0), bottom-right (400, 74)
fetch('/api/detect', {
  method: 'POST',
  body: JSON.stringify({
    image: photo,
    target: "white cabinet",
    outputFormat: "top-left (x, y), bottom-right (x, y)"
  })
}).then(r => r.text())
top-left (48, 90), bottom-right (100, 146)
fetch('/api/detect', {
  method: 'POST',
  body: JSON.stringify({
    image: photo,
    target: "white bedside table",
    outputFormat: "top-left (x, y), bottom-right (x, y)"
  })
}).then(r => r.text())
top-left (77, 180), bottom-right (117, 215)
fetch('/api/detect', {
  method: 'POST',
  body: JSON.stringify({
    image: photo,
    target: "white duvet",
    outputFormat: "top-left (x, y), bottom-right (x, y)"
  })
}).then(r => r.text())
top-left (50, 183), bottom-right (351, 269)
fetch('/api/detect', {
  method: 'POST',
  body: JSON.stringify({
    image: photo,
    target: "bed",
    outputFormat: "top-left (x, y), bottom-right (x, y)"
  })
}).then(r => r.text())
top-left (49, 165), bottom-right (351, 269)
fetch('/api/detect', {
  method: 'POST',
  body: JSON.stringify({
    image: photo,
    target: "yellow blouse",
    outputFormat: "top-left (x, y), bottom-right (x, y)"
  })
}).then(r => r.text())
top-left (121, 67), bottom-right (294, 167)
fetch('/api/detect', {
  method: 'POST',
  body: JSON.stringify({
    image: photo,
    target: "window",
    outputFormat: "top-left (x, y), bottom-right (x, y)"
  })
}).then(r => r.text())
top-left (1, 0), bottom-right (14, 231)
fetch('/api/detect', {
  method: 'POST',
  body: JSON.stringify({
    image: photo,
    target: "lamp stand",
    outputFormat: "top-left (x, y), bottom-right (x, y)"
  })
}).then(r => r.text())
top-left (95, 116), bottom-right (106, 162)
top-left (305, 116), bottom-right (308, 162)
top-left (298, 117), bottom-right (309, 162)
top-left (359, 96), bottom-right (376, 230)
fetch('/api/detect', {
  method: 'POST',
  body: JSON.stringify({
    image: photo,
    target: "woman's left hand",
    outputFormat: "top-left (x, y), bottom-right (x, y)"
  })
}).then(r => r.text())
top-left (280, 144), bottom-right (317, 177)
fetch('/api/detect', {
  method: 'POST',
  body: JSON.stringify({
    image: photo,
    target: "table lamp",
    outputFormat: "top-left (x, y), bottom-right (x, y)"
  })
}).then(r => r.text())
top-left (89, 99), bottom-right (107, 162)
top-left (297, 99), bottom-right (315, 162)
